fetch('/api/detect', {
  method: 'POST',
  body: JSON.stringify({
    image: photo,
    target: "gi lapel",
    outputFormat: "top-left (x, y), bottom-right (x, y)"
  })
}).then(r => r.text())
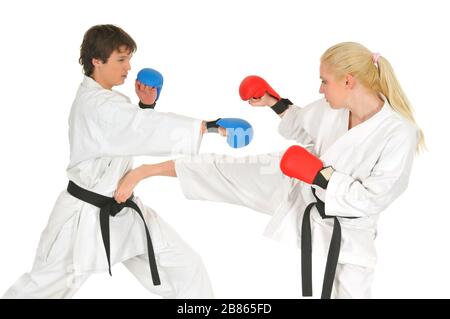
top-left (320, 102), bottom-right (394, 165)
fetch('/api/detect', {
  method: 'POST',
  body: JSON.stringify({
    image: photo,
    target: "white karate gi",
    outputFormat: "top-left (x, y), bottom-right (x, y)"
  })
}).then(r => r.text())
top-left (174, 98), bottom-right (418, 298)
top-left (3, 76), bottom-right (213, 299)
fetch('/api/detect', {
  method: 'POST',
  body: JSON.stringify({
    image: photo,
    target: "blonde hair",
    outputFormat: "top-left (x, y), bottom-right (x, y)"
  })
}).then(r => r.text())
top-left (320, 42), bottom-right (425, 153)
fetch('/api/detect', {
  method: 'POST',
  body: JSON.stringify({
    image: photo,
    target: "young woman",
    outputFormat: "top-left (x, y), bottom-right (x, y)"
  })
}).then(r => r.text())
top-left (114, 42), bottom-right (424, 298)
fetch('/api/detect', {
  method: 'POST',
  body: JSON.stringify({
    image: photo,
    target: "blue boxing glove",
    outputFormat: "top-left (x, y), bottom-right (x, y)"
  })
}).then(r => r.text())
top-left (206, 118), bottom-right (254, 148)
top-left (136, 68), bottom-right (164, 102)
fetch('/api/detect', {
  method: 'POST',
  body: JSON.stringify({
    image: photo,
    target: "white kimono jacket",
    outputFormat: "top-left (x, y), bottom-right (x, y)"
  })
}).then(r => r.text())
top-left (37, 76), bottom-right (203, 274)
top-left (264, 98), bottom-right (418, 268)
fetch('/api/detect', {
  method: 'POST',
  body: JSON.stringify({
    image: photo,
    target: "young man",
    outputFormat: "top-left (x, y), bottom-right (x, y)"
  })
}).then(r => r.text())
top-left (2, 24), bottom-right (229, 298)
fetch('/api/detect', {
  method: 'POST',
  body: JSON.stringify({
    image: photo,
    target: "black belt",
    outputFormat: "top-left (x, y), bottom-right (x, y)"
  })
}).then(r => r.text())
top-left (67, 181), bottom-right (161, 286)
top-left (301, 187), bottom-right (356, 299)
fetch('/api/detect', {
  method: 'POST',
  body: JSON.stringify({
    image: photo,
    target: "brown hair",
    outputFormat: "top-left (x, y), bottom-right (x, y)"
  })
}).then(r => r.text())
top-left (79, 24), bottom-right (137, 76)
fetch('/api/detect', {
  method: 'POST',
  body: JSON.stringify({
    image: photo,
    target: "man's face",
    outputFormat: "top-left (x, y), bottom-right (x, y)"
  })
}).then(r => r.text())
top-left (92, 46), bottom-right (132, 89)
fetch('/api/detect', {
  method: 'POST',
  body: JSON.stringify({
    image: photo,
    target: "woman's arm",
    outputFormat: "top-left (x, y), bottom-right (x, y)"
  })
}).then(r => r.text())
top-left (114, 160), bottom-right (176, 203)
top-left (325, 128), bottom-right (418, 218)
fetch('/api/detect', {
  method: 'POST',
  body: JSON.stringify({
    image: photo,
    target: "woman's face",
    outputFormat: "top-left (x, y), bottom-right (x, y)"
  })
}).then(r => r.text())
top-left (319, 63), bottom-right (348, 109)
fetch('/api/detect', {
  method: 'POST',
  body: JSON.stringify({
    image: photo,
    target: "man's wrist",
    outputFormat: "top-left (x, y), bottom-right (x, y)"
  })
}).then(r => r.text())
top-left (139, 101), bottom-right (156, 109)
top-left (205, 118), bottom-right (221, 133)
top-left (201, 121), bottom-right (207, 134)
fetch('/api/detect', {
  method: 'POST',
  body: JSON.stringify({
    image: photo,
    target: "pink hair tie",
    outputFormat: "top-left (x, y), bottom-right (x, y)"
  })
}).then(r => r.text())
top-left (372, 52), bottom-right (381, 67)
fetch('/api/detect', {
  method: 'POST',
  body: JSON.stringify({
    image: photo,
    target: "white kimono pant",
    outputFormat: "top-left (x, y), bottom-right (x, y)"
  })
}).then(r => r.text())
top-left (2, 209), bottom-right (213, 299)
top-left (175, 153), bottom-right (374, 299)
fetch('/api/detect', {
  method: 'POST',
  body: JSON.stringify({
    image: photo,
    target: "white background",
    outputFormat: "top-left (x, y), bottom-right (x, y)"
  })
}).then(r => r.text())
top-left (0, 0), bottom-right (448, 299)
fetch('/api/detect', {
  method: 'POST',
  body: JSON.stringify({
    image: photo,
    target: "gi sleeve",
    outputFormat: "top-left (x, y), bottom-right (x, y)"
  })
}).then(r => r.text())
top-left (94, 100), bottom-right (203, 157)
top-left (278, 105), bottom-right (315, 150)
top-left (324, 126), bottom-right (418, 218)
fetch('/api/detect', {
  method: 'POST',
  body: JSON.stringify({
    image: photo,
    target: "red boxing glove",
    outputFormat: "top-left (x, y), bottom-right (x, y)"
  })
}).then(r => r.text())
top-left (239, 75), bottom-right (281, 101)
top-left (280, 145), bottom-right (334, 189)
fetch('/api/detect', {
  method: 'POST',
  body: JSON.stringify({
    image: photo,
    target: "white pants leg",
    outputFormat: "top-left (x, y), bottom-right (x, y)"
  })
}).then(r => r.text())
top-left (2, 214), bottom-right (90, 299)
top-left (332, 263), bottom-right (374, 299)
top-left (306, 255), bottom-right (374, 299)
top-left (175, 153), bottom-right (286, 215)
top-left (3, 206), bottom-right (213, 299)
top-left (123, 217), bottom-right (214, 299)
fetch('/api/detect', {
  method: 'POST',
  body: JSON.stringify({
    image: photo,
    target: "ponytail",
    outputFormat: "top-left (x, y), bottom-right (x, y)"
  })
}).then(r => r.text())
top-left (321, 42), bottom-right (425, 153)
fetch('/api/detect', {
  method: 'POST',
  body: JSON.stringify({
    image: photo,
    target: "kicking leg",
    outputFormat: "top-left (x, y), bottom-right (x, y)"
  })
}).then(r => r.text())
top-left (175, 153), bottom-right (287, 215)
